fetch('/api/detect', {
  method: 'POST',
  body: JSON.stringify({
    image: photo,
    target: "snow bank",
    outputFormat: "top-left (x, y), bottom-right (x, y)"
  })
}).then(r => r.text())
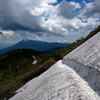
top-left (32, 60), bottom-right (37, 65)
top-left (63, 32), bottom-right (100, 95)
top-left (32, 55), bottom-right (37, 65)
top-left (10, 61), bottom-right (99, 100)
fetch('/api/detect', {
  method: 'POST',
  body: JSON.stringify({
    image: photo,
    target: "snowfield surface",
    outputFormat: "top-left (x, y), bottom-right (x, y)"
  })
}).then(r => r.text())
top-left (63, 32), bottom-right (100, 71)
top-left (10, 61), bottom-right (99, 100)
top-left (63, 32), bottom-right (100, 95)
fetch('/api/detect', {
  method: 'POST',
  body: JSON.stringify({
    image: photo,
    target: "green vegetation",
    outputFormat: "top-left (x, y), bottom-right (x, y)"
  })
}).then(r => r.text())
top-left (0, 49), bottom-right (54, 100)
top-left (0, 25), bottom-right (100, 100)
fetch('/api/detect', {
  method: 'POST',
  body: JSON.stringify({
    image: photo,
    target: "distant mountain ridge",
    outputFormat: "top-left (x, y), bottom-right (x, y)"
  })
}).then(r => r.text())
top-left (0, 39), bottom-right (71, 55)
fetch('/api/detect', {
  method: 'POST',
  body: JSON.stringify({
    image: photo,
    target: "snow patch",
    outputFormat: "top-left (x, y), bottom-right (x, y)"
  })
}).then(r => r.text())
top-left (63, 32), bottom-right (100, 95)
top-left (63, 32), bottom-right (100, 71)
top-left (9, 61), bottom-right (99, 100)
top-left (32, 55), bottom-right (37, 65)
top-left (24, 38), bottom-right (30, 41)
top-left (32, 60), bottom-right (37, 65)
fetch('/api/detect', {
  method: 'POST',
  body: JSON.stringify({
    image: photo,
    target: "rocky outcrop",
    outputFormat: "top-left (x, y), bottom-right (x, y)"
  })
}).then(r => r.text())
top-left (63, 32), bottom-right (100, 95)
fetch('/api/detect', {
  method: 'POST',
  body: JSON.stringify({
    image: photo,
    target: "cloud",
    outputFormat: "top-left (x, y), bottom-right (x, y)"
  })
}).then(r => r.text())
top-left (0, 0), bottom-right (77, 37)
top-left (70, 1), bottom-right (81, 9)
top-left (0, 30), bottom-right (15, 43)
top-left (0, 0), bottom-right (100, 43)
top-left (82, 0), bottom-right (100, 18)
top-left (0, 30), bottom-right (14, 36)
top-left (44, 0), bottom-right (57, 3)
top-left (57, 0), bottom-right (76, 19)
top-left (0, 0), bottom-right (53, 32)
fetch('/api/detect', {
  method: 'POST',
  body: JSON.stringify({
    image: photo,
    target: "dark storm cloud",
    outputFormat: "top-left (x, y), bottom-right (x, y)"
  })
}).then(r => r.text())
top-left (0, 0), bottom-right (77, 35)
top-left (0, 0), bottom-right (46, 33)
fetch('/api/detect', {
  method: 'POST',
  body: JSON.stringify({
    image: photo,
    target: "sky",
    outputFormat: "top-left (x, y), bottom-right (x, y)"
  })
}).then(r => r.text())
top-left (0, 0), bottom-right (100, 43)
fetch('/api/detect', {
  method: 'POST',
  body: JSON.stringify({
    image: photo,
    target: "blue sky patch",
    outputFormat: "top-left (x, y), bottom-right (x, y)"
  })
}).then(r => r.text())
top-left (45, 15), bottom-right (49, 21)
top-left (48, 0), bottom-right (63, 6)
top-left (78, 18), bottom-right (88, 23)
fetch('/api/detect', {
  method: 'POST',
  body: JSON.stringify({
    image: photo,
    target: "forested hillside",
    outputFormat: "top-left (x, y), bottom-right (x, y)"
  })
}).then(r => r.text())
top-left (0, 49), bottom-right (55, 99)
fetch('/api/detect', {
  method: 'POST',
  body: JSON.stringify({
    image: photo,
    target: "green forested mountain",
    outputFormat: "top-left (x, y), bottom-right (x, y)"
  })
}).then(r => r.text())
top-left (0, 49), bottom-right (55, 100)
top-left (0, 39), bottom-right (70, 56)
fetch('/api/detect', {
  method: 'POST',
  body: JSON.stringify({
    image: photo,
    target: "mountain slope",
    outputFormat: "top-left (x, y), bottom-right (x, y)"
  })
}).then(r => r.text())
top-left (9, 27), bottom-right (100, 100)
top-left (0, 39), bottom-right (70, 55)
top-left (10, 61), bottom-right (99, 100)
top-left (0, 49), bottom-right (55, 100)
top-left (63, 32), bottom-right (100, 95)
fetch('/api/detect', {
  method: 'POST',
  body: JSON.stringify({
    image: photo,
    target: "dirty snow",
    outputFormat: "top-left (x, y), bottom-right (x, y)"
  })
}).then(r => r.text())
top-left (10, 61), bottom-right (99, 100)
top-left (63, 32), bottom-right (100, 95)
top-left (63, 32), bottom-right (100, 71)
